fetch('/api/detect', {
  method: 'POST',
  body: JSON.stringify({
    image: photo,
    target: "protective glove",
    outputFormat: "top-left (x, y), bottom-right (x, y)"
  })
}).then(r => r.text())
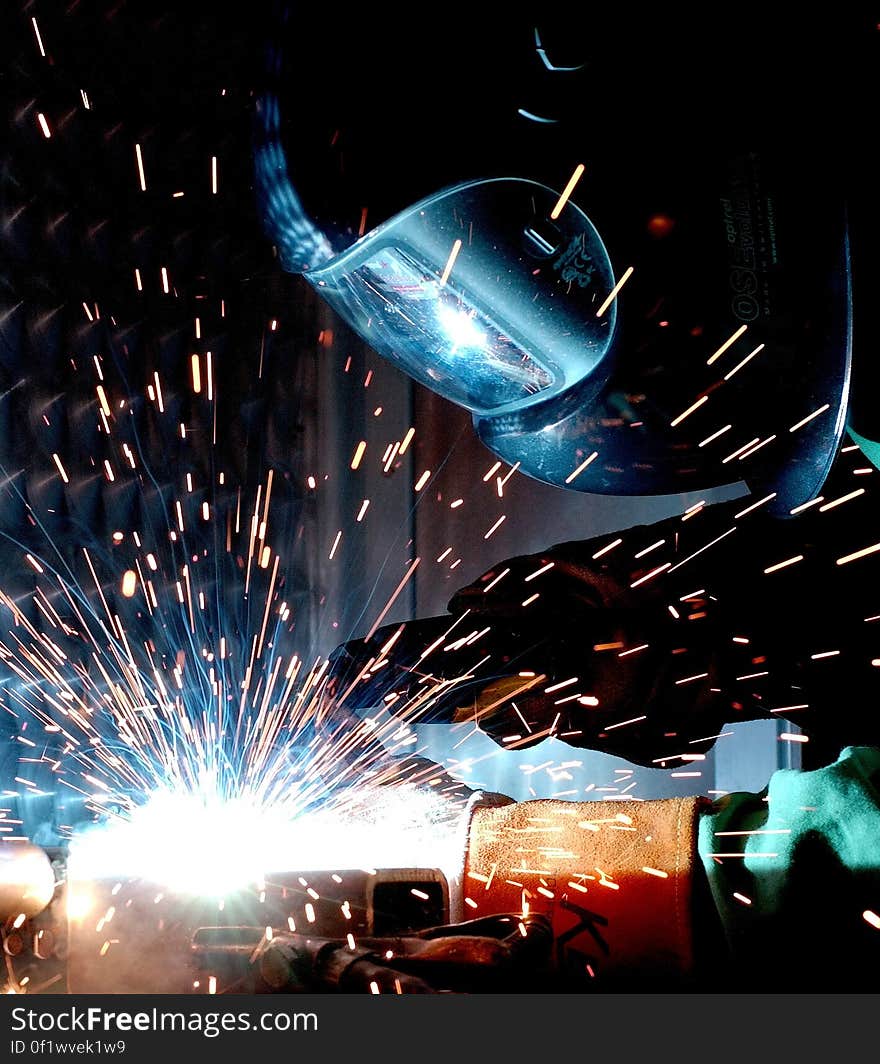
top-left (255, 913), bottom-right (555, 993)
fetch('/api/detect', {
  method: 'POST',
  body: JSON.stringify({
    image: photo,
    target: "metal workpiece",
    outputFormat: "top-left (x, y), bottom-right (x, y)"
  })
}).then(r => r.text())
top-left (0, 842), bottom-right (56, 921)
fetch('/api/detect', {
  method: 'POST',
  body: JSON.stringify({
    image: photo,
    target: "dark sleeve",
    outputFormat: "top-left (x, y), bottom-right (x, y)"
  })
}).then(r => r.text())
top-left (333, 458), bottom-right (880, 764)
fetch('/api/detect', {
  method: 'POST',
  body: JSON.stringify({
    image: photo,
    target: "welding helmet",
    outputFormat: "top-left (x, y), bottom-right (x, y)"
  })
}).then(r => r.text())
top-left (256, 7), bottom-right (859, 515)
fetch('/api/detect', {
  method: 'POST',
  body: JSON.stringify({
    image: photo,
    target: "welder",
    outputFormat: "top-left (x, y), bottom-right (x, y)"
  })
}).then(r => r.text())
top-left (258, 7), bottom-right (880, 990)
top-left (1, 3), bottom-right (877, 996)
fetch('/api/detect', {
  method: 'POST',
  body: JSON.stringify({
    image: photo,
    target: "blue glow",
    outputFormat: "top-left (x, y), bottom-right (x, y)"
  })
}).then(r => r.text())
top-left (436, 304), bottom-right (487, 352)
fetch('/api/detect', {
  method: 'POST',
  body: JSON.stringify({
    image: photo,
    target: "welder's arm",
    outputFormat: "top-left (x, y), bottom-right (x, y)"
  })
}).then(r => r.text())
top-left (327, 502), bottom-right (792, 765)
top-left (459, 746), bottom-right (880, 990)
top-left (329, 482), bottom-right (880, 764)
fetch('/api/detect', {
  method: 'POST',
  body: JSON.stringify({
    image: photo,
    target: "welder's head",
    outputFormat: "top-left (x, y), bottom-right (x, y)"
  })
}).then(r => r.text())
top-left (258, 8), bottom-right (874, 515)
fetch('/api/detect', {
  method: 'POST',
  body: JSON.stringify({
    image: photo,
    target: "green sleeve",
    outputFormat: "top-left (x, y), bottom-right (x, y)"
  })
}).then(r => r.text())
top-left (697, 746), bottom-right (880, 987)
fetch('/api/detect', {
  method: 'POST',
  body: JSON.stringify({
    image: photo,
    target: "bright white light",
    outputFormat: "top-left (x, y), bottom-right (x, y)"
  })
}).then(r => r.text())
top-left (65, 888), bottom-right (94, 921)
top-left (67, 785), bottom-right (465, 898)
top-left (436, 304), bottom-right (485, 352)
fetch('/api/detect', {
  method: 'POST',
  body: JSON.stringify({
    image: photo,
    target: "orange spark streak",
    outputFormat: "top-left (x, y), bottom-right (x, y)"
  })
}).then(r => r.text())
top-left (789, 403), bottom-right (830, 433)
top-left (763, 555), bottom-right (804, 574)
top-left (723, 343), bottom-right (764, 380)
top-left (51, 454), bottom-right (69, 484)
top-left (439, 239), bottom-right (462, 286)
top-left (706, 324), bottom-right (748, 365)
top-left (135, 144), bottom-right (146, 191)
top-left (550, 163), bottom-right (585, 219)
top-left (819, 488), bottom-right (865, 512)
top-left (565, 451), bottom-right (599, 483)
top-left (596, 267), bottom-right (634, 318)
top-left (670, 394), bottom-right (708, 427)
top-left (351, 441), bottom-right (367, 470)
top-left (592, 537), bottom-right (622, 559)
top-left (364, 557), bottom-right (421, 641)
top-left (837, 542), bottom-right (880, 566)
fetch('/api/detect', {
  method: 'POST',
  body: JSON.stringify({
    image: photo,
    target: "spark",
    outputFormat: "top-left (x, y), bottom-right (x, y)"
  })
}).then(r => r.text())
top-left (484, 515), bottom-right (506, 540)
top-left (675, 672), bottom-right (709, 686)
top-left (592, 537), bottom-right (622, 560)
top-left (738, 435), bottom-right (776, 461)
top-left (564, 451), bottom-right (598, 483)
top-left (550, 163), bottom-right (586, 220)
top-left (711, 853), bottom-right (779, 859)
top-left (763, 555), bottom-right (804, 574)
top-left (723, 438), bottom-right (760, 463)
top-left (706, 324), bottom-right (748, 365)
top-left (629, 562), bottom-right (671, 588)
top-left (364, 557), bottom-right (420, 640)
top-left (544, 677), bottom-right (577, 694)
top-left (498, 462), bottom-right (520, 489)
top-left (790, 496), bottom-right (824, 515)
top-left (524, 562), bottom-right (554, 582)
top-left (722, 344), bottom-right (764, 381)
top-left (32, 17), bottom-right (47, 57)
top-left (350, 441), bottom-right (367, 470)
top-left (819, 488), bottom-right (865, 512)
top-left (439, 239), bottom-right (462, 286)
top-left (51, 453), bottom-right (69, 484)
top-left (735, 493), bottom-right (776, 518)
top-left (789, 404), bottom-right (830, 433)
top-left (135, 144), bottom-right (147, 191)
top-left (596, 267), bottom-right (634, 318)
top-left (670, 394), bottom-right (708, 427)
top-left (667, 527), bottom-right (737, 574)
top-left (604, 715), bottom-right (647, 731)
top-left (698, 424), bottom-right (732, 448)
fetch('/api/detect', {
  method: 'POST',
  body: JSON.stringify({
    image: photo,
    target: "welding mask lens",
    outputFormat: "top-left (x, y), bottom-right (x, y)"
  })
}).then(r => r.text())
top-left (305, 177), bottom-right (618, 418)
